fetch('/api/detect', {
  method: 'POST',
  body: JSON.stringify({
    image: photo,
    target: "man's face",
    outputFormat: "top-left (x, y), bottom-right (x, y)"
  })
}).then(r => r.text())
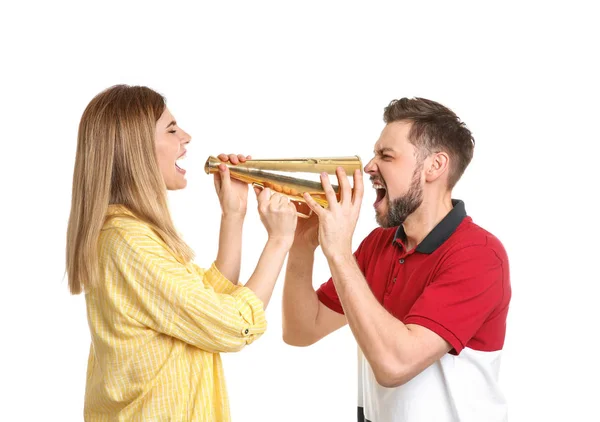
top-left (364, 121), bottom-right (424, 228)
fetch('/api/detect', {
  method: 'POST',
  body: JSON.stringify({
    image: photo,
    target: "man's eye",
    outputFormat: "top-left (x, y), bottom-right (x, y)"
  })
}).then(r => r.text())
top-left (168, 130), bottom-right (177, 134)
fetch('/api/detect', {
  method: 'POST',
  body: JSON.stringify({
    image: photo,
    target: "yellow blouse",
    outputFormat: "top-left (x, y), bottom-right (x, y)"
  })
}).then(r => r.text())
top-left (83, 205), bottom-right (267, 421)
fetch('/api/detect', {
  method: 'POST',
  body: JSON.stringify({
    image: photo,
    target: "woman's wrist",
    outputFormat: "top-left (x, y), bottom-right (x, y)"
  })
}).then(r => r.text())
top-left (221, 209), bottom-right (246, 220)
top-left (266, 234), bottom-right (294, 249)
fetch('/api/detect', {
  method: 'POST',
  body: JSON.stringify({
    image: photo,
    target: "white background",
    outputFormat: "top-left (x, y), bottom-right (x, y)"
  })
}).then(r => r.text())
top-left (1, 1), bottom-right (598, 421)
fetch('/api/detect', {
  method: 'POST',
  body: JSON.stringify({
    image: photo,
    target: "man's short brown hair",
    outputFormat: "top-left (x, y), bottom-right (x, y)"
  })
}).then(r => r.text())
top-left (383, 97), bottom-right (475, 189)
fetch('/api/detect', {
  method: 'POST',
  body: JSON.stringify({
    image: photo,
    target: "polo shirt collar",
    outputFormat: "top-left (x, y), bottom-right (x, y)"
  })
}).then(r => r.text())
top-left (393, 199), bottom-right (467, 254)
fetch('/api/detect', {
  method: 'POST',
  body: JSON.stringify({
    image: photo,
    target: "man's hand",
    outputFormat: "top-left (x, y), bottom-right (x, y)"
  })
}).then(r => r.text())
top-left (290, 202), bottom-right (320, 251)
top-left (302, 167), bottom-right (364, 259)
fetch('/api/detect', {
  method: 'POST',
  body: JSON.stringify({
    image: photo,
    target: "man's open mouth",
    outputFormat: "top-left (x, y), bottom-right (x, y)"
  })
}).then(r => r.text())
top-left (373, 180), bottom-right (387, 207)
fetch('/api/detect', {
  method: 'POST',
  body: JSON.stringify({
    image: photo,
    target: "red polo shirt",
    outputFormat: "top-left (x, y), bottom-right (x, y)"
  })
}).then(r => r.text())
top-left (316, 200), bottom-right (511, 421)
top-left (316, 199), bottom-right (511, 355)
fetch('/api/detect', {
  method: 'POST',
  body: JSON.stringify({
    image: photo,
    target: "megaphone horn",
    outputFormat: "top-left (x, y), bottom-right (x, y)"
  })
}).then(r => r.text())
top-left (204, 155), bottom-right (363, 217)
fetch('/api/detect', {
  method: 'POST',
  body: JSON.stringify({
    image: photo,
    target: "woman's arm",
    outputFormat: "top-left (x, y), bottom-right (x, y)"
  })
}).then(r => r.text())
top-left (104, 226), bottom-right (266, 353)
top-left (212, 153), bottom-right (250, 283)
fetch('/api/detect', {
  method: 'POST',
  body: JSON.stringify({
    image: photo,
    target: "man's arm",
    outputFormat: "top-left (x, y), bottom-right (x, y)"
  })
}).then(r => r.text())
top-left (282, 244), bottom-right (347, 346)
top-left (283, 243), bottom-right (446, 387)
top-left (326, 253), bottom-right (450, 387)
top-left (303, 168), bottom-right (505, 387)
top-left (300, 167), bottom-right (451, 387)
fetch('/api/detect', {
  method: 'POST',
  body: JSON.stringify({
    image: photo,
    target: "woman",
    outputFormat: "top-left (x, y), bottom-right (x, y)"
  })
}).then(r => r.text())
top-left (66, 84), bottom-right (298, 421)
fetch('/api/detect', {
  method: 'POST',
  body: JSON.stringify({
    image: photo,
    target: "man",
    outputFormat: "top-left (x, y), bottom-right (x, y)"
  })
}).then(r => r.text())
top-left (283, 97), bottom-right (511, 422)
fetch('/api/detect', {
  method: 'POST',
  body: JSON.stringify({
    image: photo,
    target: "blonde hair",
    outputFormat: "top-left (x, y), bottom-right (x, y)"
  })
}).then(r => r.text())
top-left (66, 84), bottom-right (194, 294)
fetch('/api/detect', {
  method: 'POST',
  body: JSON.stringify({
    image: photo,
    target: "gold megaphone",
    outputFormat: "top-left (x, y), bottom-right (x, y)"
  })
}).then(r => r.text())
top-left (204, 156), bottom-right (363, 217)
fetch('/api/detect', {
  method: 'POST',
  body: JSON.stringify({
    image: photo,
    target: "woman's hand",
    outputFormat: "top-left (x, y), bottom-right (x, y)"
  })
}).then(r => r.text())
top-left (255, 187), bottom-right (298, 247)
top-left (213, 153), bottom-right (251, 217)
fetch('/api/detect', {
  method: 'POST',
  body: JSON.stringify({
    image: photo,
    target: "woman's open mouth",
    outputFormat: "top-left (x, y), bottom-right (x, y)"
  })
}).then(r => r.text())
top-left (176, 151), bottom-right (187, 174)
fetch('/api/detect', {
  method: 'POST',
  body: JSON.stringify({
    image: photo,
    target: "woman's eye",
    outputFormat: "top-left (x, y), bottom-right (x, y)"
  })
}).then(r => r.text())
top-left (168, 130), bottom-right (177, 134)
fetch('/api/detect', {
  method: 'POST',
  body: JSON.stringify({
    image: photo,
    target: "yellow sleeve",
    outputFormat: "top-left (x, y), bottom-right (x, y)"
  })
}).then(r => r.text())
top-left (100, 226), bottom-right (267, 353)
top-left (192, 262), bottom-right (239, 295)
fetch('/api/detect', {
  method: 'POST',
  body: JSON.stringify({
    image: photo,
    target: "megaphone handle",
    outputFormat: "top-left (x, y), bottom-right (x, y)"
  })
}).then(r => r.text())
top-left (252, 183), bottom-right (313, 219)
top-left (296, 209), bottom-right (313, 219)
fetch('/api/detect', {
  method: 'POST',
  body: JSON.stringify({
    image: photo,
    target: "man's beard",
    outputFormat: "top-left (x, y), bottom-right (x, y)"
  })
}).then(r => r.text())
top-left (376, 164), bottom-right (424, 228)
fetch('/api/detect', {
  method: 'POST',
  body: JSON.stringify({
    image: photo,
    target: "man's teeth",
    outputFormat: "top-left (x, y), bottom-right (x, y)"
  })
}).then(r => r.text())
top-left (373, 183), bottom-right (385, 190)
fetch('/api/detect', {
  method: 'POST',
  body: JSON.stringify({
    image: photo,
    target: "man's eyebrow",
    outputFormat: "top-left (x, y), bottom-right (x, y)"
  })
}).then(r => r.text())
top-left (166, 120), bottom-right (177, 128)
top-left (374, 147), bottom-right (395, 154)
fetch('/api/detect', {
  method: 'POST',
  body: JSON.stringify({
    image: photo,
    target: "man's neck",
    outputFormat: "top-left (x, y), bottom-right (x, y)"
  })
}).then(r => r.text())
top-left (402, 192), bottom-right (453, 251)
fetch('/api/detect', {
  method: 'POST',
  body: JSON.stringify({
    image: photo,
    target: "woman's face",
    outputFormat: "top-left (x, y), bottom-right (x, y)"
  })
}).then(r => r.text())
top-left (155, 108), bottom-right (191, 190)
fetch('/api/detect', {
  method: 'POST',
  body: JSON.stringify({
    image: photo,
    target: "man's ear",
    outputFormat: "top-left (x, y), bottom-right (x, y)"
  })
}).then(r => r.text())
top-left (425, 151), bottom-right (449, 183)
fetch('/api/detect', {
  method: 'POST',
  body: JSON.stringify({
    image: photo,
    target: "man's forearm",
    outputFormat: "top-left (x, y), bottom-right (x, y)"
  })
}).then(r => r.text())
top-left (215, 214), bottom-right (244, 284)
top-left (327, 253), bottom-right (412, 383)
top-left (282, 246), bottom-right (321, 344)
